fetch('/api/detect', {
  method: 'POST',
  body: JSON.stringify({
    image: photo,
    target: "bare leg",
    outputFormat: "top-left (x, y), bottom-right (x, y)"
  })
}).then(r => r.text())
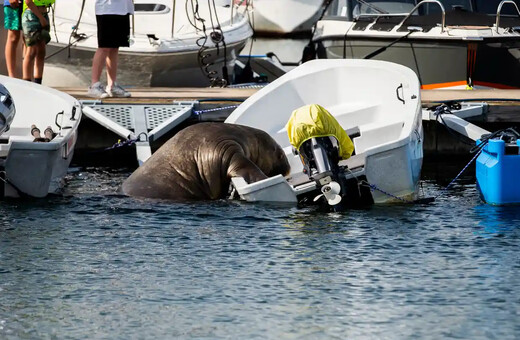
top-left (105, 47), bottom-right (119, 88)
top-left (91, 47), bottom-right (110, 84)
top-left (23, 44), bottom-right (38, 81)
top-left (5, 30), bottom-right (21, 78)
top-left (33, 41), bottom-right (46, 80)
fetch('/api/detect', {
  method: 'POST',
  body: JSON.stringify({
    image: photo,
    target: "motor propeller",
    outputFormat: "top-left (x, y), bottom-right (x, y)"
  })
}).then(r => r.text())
top-left (313, 181), bottom-right (342, 206)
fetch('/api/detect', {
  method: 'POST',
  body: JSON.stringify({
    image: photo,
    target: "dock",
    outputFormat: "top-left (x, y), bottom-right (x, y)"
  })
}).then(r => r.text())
top-left (56, 86), bottom-right (259, 103)
top-left (59, 86), bottom-right (520, 107)
top-left (60, 86), bottom-right (520, 166)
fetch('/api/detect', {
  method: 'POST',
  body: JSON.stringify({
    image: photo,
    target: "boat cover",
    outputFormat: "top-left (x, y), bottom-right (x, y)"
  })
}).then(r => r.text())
top-left (286, 104), bottom-right (354, 160)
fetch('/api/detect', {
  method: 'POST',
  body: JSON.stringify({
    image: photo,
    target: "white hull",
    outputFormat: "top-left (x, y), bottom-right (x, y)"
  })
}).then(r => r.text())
top-left (226, 59), bottom-right (423, 204)
top-left (252, 0), bottom-right (324, 35)
top-left (0, 76), bottom-right (81, 198)
top-left (44, 39), bottom-right (248, 87)
top-left (44, 0), bottom-right (253, 87)
top-left (314, 0), bottom-right (520, 89)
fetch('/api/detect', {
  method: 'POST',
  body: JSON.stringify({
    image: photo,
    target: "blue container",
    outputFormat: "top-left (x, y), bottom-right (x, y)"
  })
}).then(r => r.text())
top-left (476, 138), bottom-right (520, 205)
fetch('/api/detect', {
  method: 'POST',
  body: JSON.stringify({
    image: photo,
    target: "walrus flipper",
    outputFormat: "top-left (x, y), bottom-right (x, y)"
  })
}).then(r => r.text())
top-left (227, 153), bottom-right (268, 184)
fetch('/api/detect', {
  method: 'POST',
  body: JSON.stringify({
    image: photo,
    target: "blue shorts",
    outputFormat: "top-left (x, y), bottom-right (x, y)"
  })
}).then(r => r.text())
top-left (4, 5), bottom-right (22, 31)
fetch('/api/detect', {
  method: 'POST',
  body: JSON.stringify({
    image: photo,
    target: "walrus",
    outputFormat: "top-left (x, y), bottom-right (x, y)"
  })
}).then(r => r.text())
top-left (122, 122), bottom-right (291, 200)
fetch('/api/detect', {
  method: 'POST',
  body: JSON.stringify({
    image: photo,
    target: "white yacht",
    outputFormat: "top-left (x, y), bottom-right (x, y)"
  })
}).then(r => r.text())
top-left (311, 0), bottom-right (520, 89)
top-left (44, 0), bottom-right (253, 87)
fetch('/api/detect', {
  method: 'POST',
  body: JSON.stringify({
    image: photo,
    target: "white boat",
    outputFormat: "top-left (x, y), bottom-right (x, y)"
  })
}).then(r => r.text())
top-left (0, 75), bottom-right (81, 198)
top-left (252, 0), bottom-right (325, 36)
top-left (43, 0), bottom-right (253, 87)
top-left (225, 59), bottom-right (423, 205)
top-left (312, 0), bottom-right (520, 89)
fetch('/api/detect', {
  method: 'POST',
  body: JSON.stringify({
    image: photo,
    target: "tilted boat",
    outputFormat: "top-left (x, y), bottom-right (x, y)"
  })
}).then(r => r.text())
top-left (44, 0), bottom-right (253, 87)
top-left (225, 59), bottom-right (423, 206)
top-left (0, 76), bottom-right (81, 198)
top-left (311, 0), bottom-right (520, 89)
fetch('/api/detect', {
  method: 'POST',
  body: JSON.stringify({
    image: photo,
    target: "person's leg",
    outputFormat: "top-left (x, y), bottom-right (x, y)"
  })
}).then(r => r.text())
top-left (105, 47), bottom-right (119, 88)
top-left (23, 44), bottom-right (37, 81)
top-left (88, 47), bottom-right (110, 98)
top-left (91, 47), bottom-right (109, 84)
top-left (4, 30), bottom-right (21, 78)
top-left (33, 41), bottom-right (46, 83)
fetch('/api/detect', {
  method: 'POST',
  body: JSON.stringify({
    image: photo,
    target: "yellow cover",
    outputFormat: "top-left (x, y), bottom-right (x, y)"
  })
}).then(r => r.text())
top-left (286, 104), bottom-right (354, 160)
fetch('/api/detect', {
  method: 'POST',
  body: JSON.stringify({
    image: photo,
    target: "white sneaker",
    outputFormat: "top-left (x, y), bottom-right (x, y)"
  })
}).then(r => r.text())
top-left (107, 83), bottom-right (131, 98)
top-left (87, 82), bottom-right (109, 99)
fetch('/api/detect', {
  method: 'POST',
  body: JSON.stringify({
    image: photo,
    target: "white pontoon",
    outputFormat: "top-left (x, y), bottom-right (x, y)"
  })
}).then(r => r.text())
top-left (226, 59), bottom-right (423, 205)
top-left (0, 76), bottom-right (81, 198)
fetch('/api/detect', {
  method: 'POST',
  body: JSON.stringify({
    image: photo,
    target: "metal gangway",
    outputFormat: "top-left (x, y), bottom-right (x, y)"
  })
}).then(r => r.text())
top-left (81, 101), bottom-right (196, 166)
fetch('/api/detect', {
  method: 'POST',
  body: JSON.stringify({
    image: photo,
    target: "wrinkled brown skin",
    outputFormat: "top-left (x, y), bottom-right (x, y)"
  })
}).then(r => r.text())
top-left (122, 123), bottom-right (291, 200)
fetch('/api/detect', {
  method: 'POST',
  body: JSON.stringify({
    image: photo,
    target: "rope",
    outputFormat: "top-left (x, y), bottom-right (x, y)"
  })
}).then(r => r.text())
top-left (88, 133), bottom-right (149, 154)
top-left (361, 180), bottom-right (415, 203)
top-left (441, 147), bottom-right (484, 193)
top-left (193, 105), bottom-right (238, 115)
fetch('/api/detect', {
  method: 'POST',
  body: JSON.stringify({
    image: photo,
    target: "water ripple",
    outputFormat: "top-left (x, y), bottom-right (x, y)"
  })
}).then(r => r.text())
top-left (0, 167), bottom-right (519, 339)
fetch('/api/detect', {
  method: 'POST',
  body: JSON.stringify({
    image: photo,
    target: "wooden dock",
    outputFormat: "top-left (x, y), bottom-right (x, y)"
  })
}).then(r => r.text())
top-left (60, 86), bottom-right (520, 123)
top-left (59, 86), bottom-right (520, 104)
top-left (56, 86), bottom-right (259, 104)
top-left (63, 86), bottom-right (520, 164)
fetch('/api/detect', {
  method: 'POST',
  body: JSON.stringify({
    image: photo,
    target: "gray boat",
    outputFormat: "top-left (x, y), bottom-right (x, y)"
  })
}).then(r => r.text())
top-left (311, 0), bottom-right (520, 89)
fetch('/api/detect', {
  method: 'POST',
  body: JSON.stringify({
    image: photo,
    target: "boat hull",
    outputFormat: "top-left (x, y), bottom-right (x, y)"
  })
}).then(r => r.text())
top-left (316, 37), bottom-right (520, 89)
top-left (44, 40), bottom-right (248, 87)
top-left (252, 0), bottom-right (324, 36)
top-left (365, 125), bottom-right (423, 203)
top-left (0, 76), bottom-right (81, 198)
top-left (226, 59), bottom-right (424, 204)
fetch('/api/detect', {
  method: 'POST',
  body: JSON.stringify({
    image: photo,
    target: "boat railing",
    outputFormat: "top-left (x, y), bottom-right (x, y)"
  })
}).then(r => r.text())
top-left (230, 0), bottom-right (249, 25)
top-left (496, 0), bottom-right (520, 32)
top-left (397, 0), bottom-right (446, 33)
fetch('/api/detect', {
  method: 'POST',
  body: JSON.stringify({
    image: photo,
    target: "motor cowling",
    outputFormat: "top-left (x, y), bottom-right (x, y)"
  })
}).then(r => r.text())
top-left (0, 84), bottom-right (16, 135)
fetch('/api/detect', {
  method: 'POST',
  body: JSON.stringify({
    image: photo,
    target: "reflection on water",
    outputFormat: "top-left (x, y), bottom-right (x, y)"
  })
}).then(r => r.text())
top-left (0, 167), bottom-right (519, 339)
top-left (474, 204), bottom-right (520, 237)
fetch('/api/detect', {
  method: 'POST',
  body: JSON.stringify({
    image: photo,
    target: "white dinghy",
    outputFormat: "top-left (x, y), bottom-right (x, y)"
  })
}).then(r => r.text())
top-left (44, 0), bottom-right (253, 87)
top-left (225, 59), bottom-right (423, 206)
top-left (0, 76), bottom-right (81, 198)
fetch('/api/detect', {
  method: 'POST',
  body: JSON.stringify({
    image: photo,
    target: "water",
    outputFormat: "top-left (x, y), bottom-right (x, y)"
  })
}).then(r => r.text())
top-left (1, 164), bottom-right (519, 339)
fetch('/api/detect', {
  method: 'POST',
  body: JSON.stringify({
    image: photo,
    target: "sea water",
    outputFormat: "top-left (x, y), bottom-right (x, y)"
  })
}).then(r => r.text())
top-left (0, 164), bottom-right (519, 339)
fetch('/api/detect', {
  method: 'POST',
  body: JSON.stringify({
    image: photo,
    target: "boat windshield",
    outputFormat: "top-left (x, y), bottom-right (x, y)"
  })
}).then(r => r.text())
top-left (324, 0), bottom-right (520, 19)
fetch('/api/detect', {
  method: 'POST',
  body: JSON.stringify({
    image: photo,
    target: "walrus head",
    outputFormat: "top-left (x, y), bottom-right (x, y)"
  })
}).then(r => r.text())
top-left (245, 127), bottom-right (291, 178)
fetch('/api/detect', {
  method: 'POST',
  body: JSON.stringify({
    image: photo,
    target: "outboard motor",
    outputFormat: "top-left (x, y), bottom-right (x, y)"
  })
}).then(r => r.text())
top-left (297, 136), bottom-right (373, 211)
top-left (0, 84), bottom-right (16, 135)
top-left (287, 104), bottom-right (373, 211)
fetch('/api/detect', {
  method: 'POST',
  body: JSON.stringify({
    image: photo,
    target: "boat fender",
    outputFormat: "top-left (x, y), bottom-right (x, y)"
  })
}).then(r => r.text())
top-left (0, 84), bottom-right (16, 135)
